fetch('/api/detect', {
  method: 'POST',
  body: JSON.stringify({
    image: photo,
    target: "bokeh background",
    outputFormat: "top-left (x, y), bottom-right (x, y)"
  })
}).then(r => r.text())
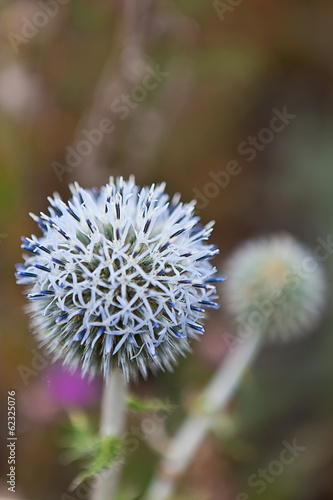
top-left (1, 1), bottom-right (333, 499)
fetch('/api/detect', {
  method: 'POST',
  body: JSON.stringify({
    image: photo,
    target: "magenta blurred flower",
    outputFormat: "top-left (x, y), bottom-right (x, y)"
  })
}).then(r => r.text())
top-left (47, 364), bottom-right (101, 407)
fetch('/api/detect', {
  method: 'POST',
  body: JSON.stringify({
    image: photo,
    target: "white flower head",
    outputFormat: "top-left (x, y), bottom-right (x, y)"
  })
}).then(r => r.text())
top-left (223, 234), bottom-right (326, 341)
top-left (16, 176), bottom-right (223, 380)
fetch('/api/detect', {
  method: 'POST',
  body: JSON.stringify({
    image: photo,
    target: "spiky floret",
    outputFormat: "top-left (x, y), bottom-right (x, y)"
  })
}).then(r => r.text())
top-left (223, 234), bottom-right (326, 341)
top-left (16, 176), bottom-right (222, 380)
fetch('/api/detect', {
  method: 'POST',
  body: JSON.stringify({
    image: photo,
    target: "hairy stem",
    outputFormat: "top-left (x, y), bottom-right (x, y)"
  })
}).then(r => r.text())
top-left (91, 367), bottom-right (127, 500)
top-left (143, 332), bottom-right (263, 500)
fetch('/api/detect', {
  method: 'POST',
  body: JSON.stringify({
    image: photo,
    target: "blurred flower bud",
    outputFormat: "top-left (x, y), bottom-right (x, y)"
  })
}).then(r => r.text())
top-left (223, 234), bottom-right (326, 341)
top-left (0, 64), bottom-right (46, 120)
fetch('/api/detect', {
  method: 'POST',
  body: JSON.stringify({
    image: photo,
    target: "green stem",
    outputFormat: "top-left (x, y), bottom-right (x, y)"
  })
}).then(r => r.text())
top-left (91, 367), bottom-right (127, 500)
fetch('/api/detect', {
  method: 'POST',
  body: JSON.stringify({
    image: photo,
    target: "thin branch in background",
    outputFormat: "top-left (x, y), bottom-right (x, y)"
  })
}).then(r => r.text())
top-left (69, 0), bottom-right (153, 186)
top-left (121, 66), bottom-right (194, 174)
top-left (66, 0), bottom-right (200, 187)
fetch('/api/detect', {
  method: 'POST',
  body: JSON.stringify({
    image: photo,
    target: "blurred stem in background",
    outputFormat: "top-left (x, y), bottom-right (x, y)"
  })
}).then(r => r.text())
top-left (70, 0), bottom-right (152, 186)
top-left (65, 0), bottom-right (196, 188)
top-left (143, 332), bottom-right (263, 500)
top-left (144, 233), bottom-right (327, 499)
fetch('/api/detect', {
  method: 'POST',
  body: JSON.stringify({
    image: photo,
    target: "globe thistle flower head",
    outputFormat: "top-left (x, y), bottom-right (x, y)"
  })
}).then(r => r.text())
top-left (223, 234), bottom-right (326, 341)
top-left (16, 176), bottom-right (222, 380)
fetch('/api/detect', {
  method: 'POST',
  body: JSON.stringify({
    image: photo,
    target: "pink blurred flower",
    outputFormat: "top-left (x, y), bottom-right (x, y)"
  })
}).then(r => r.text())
top-left (46, 364), bottom-right (101, 407)
top-left (19, 364), bottom-right (101, 425)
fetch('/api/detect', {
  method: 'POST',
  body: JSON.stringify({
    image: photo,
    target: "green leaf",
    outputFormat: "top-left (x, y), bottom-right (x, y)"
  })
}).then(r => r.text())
top-left (60, 411), bottom-right (97, 463)
top-left (70, 435), bottom-right (122, 490)
top-left (60, 412), bottom-right (123, 489)
top-left (127, 395), bottom-right (176, 413)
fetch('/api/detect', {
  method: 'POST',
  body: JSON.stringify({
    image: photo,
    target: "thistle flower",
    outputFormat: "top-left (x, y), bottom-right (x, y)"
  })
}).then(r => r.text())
top-left (223, 234), bottom-right (326, 341)
top-left (16, 176), bottom-right (222, 380)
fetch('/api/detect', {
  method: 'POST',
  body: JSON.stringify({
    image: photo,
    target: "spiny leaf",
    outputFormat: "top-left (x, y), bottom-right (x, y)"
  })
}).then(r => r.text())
top-left (61, 411), bottom-right (122, 488)
top-left (60, 411), bottom-right (97, 463)
top-left (70, 435), bottom-right (123, 490)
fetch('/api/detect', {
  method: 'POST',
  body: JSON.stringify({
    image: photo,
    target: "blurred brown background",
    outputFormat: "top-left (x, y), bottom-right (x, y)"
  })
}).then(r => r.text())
top-left (1, 1), bottom-right (333, 499)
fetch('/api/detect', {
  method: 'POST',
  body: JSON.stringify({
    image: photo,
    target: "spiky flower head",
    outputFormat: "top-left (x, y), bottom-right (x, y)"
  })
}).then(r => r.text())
top-left (16, 176), bottom-right (222, 380)
top-left (223, 234), bottom-right (326, 341)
